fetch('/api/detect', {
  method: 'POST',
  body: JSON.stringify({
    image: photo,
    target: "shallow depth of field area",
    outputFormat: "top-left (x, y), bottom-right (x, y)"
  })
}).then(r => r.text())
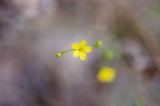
top-left (0, 0), bottom-right (160, 106)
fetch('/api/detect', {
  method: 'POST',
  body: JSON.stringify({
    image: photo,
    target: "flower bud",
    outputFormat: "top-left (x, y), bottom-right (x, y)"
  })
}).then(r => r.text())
top-left (94, 40), bottom-right (102, 48)
top-left (55, 52), bottom-right (63, 58)
top-left (103, 50), bottom-right (114, 60)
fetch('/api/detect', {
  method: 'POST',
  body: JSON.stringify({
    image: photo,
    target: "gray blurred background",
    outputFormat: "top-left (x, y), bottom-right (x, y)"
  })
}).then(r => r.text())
top-left (0, 0), bottom-right (160, 106)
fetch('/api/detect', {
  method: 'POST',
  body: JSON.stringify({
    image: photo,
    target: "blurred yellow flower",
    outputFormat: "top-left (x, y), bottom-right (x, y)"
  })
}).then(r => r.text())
top-left (97, 67), bottom-right (116, 83)
top-left (72, 40), bottom-right (92, 60)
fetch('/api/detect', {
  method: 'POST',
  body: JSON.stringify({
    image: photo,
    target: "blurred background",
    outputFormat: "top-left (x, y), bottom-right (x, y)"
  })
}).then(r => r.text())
top-left (0, 0), bottom-right (160, 106)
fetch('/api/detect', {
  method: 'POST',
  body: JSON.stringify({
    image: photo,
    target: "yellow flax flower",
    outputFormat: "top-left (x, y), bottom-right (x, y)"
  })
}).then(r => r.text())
top-left (97, 67), bottom-right (116, 83)
top-left (71, 40), bottom-right (92, 60)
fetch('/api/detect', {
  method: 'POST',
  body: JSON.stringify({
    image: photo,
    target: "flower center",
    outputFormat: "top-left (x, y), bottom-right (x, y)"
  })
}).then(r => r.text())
top-left (78, 47), bottom-right (84, 52)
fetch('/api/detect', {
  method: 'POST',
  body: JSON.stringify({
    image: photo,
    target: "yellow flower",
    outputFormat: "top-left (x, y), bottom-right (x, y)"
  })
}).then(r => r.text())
top-left (71, 40), bottom-right (92, 60)
top-left (97, 67), bottom-right (116, 83)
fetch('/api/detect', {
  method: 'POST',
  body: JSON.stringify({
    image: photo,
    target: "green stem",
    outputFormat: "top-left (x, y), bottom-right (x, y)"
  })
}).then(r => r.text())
top-left (61, 49), bottom-right (75, 54)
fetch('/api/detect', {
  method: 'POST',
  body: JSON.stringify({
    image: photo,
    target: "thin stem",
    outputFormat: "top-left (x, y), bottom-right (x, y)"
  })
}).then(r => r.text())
top-left (61, 49), bottom-right (75, 54)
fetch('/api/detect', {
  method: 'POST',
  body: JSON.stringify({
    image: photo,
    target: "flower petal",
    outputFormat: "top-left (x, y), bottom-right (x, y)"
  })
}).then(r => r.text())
top-left (83, 46), bottom-right (92, 53)
top-left (72, 50), bottom-right (79, 57)
top-left (80, 40), bottom-right (87, 47)
top-left (80, 52), bottom-right (87, 60)
top-left (72, 43), bottom-right (79, 49)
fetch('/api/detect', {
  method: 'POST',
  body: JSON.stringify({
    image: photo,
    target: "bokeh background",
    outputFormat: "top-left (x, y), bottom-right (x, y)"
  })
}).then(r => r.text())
top-left (0, 0), bottom-right (160, 106)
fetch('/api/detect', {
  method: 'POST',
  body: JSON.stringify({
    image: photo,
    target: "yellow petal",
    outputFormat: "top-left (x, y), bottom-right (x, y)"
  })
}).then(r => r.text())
top-left (72, 43), bottom-right (79, 49)
top-left (97, 67), bottom-right (116, 83)
top-left (72, 50), bottom-right (80, 57)
top-left (80, 40), bottom-right (87, 47)
top-left (80, 52), bottom-right (87, 60)
top-left (83, 46), bottom-right (92, 53)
